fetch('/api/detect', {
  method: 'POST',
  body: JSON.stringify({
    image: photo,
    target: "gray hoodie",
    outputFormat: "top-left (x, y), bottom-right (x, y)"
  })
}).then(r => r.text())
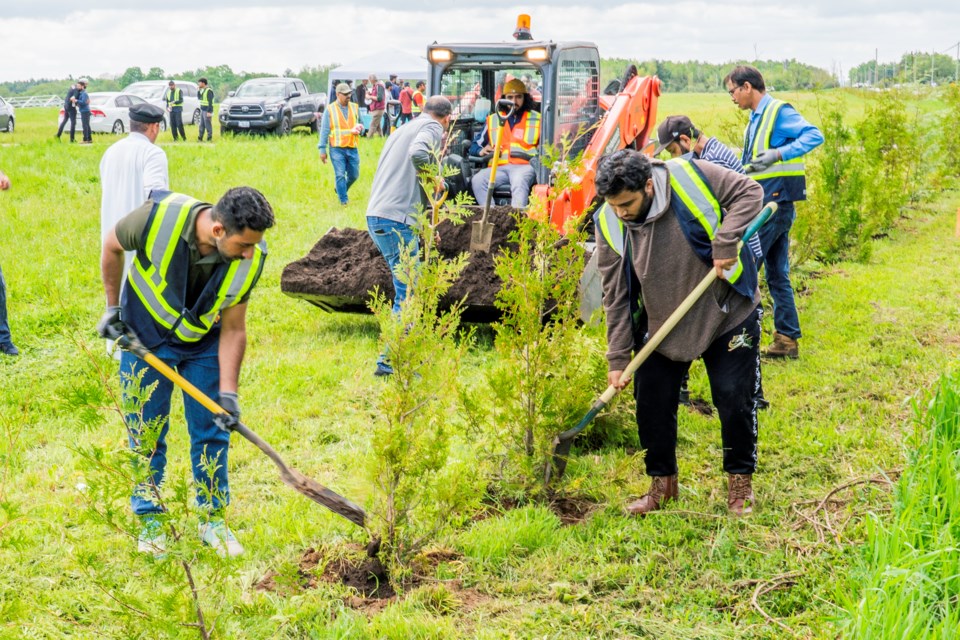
top-left (597, 159), bottom-right (764, 368)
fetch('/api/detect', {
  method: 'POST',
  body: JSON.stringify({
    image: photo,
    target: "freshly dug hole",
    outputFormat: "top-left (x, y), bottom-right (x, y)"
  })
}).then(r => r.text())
top-left (281, 206), bottom-right (520, 322)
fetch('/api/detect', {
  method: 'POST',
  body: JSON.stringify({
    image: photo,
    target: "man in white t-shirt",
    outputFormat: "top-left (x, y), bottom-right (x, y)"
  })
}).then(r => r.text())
top-left (99, 102), bottom-right (169, 356)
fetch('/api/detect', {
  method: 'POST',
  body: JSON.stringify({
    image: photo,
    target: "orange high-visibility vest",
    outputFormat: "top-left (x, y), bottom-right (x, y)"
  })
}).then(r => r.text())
top-left (329, 102), bottom-right (360, 148)
top-left (486, 110), bottom-right (541, 166)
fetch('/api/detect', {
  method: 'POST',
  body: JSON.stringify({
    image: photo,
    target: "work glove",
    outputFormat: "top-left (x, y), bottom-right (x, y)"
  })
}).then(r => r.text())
top-left (748, 149), bottom-right (781, 172)
top-left (96, 306), bottom-right (127, 341)
top-left (214, 391), bottom-right (240, 433)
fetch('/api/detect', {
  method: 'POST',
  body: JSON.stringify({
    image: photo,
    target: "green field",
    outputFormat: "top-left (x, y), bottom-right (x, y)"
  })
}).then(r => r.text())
top-left (1, 94), bottom-right (959, 638)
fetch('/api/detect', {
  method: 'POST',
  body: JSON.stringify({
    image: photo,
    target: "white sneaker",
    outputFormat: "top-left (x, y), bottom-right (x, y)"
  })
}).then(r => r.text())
top-left (137, 518), bottom-right (168, 557)
top-left (198, 519), bottom-right (244, 557)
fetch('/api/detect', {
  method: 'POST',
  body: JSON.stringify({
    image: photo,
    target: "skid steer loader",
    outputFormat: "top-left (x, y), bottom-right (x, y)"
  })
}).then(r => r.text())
top-left (281, 15), bottom-right (661, 322)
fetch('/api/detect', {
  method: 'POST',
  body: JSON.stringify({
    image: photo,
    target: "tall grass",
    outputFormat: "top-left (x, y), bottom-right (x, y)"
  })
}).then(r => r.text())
top-left (839, 372), bottom-right (960, 638)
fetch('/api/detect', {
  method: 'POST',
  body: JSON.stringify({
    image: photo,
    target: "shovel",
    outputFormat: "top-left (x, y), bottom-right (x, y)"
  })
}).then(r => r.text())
top-left (116, 332), bottom-right (367, 528)
top-left (470, 100), bottom-right (515, 253)
top-left (545, 202), bottom-right (778, 485)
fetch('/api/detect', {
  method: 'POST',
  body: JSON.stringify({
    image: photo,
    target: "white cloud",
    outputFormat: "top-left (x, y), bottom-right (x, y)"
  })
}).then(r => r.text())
top-left (0, 4), bottom-right (957, 82)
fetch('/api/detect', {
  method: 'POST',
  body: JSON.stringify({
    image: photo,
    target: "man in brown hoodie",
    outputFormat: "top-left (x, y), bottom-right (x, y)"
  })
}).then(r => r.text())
top-left (594, 149), bottom-right (764, 516)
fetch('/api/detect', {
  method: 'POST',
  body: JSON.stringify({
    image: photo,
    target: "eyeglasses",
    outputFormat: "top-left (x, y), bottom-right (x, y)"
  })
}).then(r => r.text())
top-left (727, 85), bottom-right (743, 96)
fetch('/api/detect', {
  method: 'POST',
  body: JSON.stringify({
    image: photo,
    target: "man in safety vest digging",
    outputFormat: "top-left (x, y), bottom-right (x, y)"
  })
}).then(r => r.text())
top-left (97, 187), bottom-right (275, 557)
top-left (594, 149), bottom-right (764, 516)
top-left (470, 78), bottom-right (541, 208)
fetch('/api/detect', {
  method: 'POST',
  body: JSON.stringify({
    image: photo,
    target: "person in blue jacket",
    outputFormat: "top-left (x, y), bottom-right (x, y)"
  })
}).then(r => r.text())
top-left (724, 65), bottom-right (823, 359)
top-left (76, 78), bottom-right (92, 144)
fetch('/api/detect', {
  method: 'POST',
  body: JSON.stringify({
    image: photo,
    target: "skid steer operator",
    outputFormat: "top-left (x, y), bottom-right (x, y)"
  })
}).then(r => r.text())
top-left (470, 78), bottom-right (541, 208)
top-left (594, 149), bottom-right (764, 518)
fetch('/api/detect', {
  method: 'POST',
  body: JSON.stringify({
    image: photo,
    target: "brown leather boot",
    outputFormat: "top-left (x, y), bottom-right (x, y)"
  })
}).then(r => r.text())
top-left (727, 474), bottom-right (754, 516)
top-left (763, 332), bottom-right (799, 359)
top-left (625, 475), bottom-right (678, 515)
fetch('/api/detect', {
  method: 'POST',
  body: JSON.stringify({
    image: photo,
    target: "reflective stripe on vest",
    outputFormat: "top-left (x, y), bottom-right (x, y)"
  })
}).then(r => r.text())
top-left (329, 102), bottom-right (359, 148)
top-left (199, 87), bottom-right (214, 108)
top-left (412, 90), bottom-right (424, 113)
top-left (487, 110), bottom-right (541, 166)
top-left (745, 99), bottom-right (805, 181)
top-left (596, 202), bottom-right (624, 256)
top-left (127, 193), bottom-right (265, 342)
top-left (166, 88), bottom-right (183, 107)
top-left (667, 158), bottom-right (744, 284)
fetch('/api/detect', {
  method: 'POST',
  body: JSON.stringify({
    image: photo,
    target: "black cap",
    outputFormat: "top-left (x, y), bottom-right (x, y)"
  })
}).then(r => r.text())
top-left (654, 115), bottom-right (697, 155)
top-left (129, 103), bottom-right (165, 124)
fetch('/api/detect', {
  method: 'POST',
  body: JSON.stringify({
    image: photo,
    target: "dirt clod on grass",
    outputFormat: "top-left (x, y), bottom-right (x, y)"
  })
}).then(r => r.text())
top-left (281, 206), bottom-right (520, 321)
top-left (255, 544), bottom-right (395, 600)
top-left (550, 496), bottom-right (600, 525)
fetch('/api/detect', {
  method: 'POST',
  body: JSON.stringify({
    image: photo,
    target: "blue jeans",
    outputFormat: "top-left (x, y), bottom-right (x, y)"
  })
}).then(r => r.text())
top-left (120, 339), bottom-right (231, 516)
top-left (330, 146), bottom-right (360, 205)
top-left (367, 216), bottom-right (418, 314)
top-left (757, 201), bottom-right (801, 340)
top-left (0, 263), bottom-right (12, 345)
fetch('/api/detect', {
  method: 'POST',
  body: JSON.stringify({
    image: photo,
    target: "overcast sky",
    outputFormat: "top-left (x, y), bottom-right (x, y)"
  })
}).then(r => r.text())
top-left (0, 2), bottom-right (957, 83)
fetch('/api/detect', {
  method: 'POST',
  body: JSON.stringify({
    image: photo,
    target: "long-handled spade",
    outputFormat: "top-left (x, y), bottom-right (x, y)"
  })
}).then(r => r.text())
top-left (545, 202), bottom-right (779, 485)
top-left (470, 99), bottom-right (516, 253)
top-left (116, 333), bottom-right (367, 528)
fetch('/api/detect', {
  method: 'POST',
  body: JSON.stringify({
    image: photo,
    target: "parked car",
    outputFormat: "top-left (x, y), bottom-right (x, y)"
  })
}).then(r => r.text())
top-left (56, 92), bottom-right (149, 135)
top-left (0, 96), bottom-right (14, 133)
top-left (122, 80), bottom-right (202, 129)
top-left (218, 77), bottom-right (325, 136)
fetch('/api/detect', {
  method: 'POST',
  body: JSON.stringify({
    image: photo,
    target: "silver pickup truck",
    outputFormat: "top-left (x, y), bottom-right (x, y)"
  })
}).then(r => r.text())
top-left (219, 77), bottom-right (326, 136)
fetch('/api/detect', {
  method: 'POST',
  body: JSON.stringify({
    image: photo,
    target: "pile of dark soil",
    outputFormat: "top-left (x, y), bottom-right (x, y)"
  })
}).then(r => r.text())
top-left (550, 495), bottom-right (600, 525)
top-left (281, 206), bottom-right (520, 321)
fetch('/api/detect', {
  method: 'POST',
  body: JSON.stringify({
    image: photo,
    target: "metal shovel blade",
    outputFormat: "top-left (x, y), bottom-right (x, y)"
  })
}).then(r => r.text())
top-left (279, 467), bottom-right (366, 528)
top-left (470, 219), bottom-right (494, 252)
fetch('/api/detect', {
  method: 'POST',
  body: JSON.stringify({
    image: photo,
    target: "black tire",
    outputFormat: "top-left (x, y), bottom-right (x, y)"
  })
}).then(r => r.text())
top-left (159, 119), bottom-right (167, 133)
top-left (310, 117), bottom-right (320, 133)
top-left (192, 109), bottom-right (201, 126)
top-left (112, 120), bottom-right (124, 134)
top-left (275, 115), bottom-right (291, 137)
top-left (5, 117), bottom-right (13, 133)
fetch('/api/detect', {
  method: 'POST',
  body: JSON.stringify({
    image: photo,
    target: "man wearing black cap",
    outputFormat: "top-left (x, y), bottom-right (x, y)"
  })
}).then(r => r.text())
top-left (164, 80), bottom-right (186, 141)
top-left (654, 115), bottom-right (744, 174)
top-left (99, 102), bottom-right (169, 358)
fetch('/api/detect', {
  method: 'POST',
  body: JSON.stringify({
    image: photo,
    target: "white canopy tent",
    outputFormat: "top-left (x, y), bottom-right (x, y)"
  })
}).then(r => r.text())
top-left (328, 49), bottom-right (428, 83)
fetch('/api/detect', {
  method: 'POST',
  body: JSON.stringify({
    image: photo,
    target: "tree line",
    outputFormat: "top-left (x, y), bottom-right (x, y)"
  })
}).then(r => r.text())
top-left (848, 51), bottom-right (960, 87)
top-left (601, 58), bottom-right (838, 92)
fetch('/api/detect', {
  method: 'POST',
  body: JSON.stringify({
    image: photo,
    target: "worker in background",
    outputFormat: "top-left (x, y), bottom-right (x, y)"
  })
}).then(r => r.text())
top-left (594, 149), bottom-right (764, 517)
top-left (197, 77), bottom-right (214, 142)
top-left (470, 78), bottom-right (541, 208)
top-left (411, 80), bottom-right (426, 116)
top-left (366, 96), bottom-right (453, 377)
top-left (366, 74), bottom-right (387, 138)
top-left (0, 168), bottom-right (19, 357)
top-left (317, 83), bottom-right (363, 206)
top-left (164, 80), bottom-right (186, 142)
top-left (654, 114), bottom-right (769, 409)
top-left (99, 102), bottom-right (169, 358)
top-left (76, 78), bottom-right (92, 144)
top-left (56, 82), bottom-right (78, 142)
top-left (97, 187), bottom-right (275, 557)
top-left (397, 82), bottom-right (414, 127)
top-left (725, 65), bottom-right (823, 359)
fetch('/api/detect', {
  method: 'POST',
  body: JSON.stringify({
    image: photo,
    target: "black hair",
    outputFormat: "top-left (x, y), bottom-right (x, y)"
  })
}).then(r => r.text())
top-left (724, 65), bottom-right (765, 92)
top-left (198, 77), bottom-right (208, 85)
top-left (416, 80), bottom-right (426, 89)
top-left (595, 149), bottom-right (652, 198)
top-left (212, 187), bottom-right (275, 234)
top-left (424, 96), bottom-right (453, 118)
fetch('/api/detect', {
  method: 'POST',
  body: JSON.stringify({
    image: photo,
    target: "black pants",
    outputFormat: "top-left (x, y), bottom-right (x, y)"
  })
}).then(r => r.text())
top-left (633, 306), bottom-right (761, 477)
top-left (57, 109), bottom-right (77, 140)
top-left (169, 108), bottom-right (186, 140)
top-left (80, 111), bottom-right (92, 142)
top-left (198, 110), bottom-right (212, 140)
top-left (396, 112), bottom-right (412, 126)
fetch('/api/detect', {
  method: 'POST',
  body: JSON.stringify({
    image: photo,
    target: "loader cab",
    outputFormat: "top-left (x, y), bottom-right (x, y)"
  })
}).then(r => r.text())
top-left (427, 39), bottom-right (601, 203)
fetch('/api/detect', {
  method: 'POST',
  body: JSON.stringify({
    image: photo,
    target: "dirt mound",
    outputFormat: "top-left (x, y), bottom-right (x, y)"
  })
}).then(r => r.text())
top-left (550, 495), bottom-right (600, 525)
top-left (281, 206), bottom-right (520, 321)
top-left (255, 545), bottom-right (395, 599)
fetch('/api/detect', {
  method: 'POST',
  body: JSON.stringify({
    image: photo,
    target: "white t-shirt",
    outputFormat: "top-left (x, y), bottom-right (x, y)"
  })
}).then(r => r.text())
top-left (99, 131), bottom-right (168, 357)
top-left (99, 131), bottom-right (169, 245)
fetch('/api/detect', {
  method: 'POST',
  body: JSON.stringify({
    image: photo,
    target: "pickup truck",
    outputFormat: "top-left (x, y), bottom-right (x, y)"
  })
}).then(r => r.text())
top-left (218, 77), bottom-right (326, 135)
